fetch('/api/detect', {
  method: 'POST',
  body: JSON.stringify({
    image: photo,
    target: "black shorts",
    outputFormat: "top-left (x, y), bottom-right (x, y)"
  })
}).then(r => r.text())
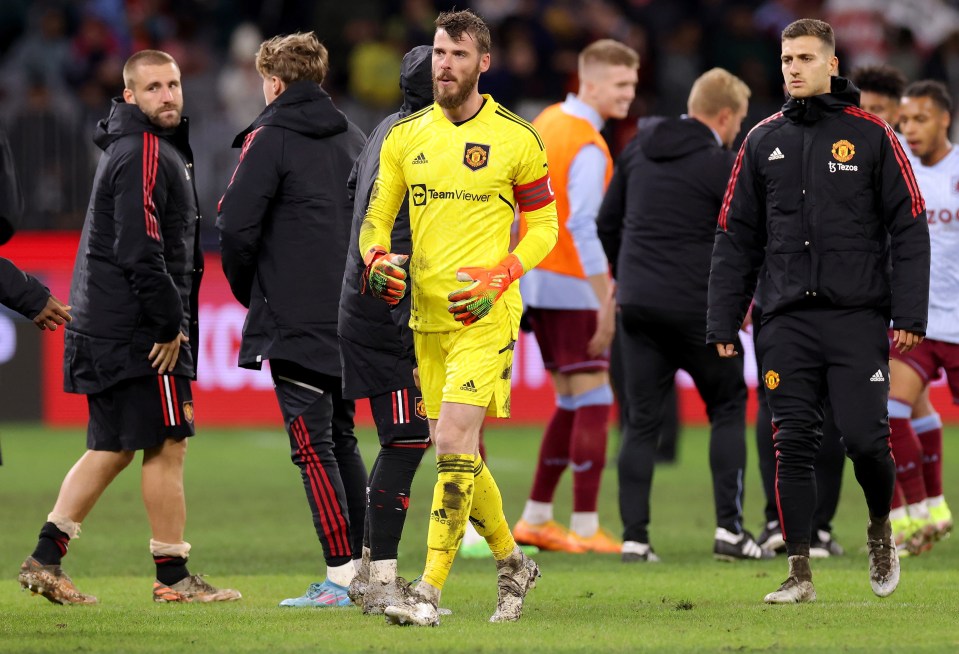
top-left (87, 375), bottom-right (195, 452)
top-left (368, 386), bottom-right (430, 447)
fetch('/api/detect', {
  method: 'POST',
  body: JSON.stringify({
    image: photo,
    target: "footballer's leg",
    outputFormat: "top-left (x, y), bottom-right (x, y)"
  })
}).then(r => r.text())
top-left (361, 385), bottom-right (430, 614)
top-left (271, 361), bottom-right (355, 607)
top-left (329, 388), bottom-right (368, 566)
top-left (826, 311), bottom-right (898, 597)
top-left (140, 378), bottom-right (240, 603)
top-left (20, 449), bottom-right (131, 605)
top-left (888, 356), bottom-right (936, 554)
top-left (566, 371), bottom-right (620, 553)
top-left (517, 308), bottom-right (579, 552)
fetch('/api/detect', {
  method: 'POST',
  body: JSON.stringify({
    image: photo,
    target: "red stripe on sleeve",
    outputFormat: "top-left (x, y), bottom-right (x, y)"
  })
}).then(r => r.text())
top-left (844, 107), bottom-right (925, 218)
top-left (515, 173), bottom-right (554, 212)
top-left (224, 127), bottom-right (262, 191)
top-left (718, 141), bottom-right (747, 231)
top-left (143, 134), bottom-right (161, 241)
top-left (717, 112), bottom-right (783, 231)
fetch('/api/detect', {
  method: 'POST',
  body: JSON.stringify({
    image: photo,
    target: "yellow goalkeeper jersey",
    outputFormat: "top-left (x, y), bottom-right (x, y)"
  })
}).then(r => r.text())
top-left (360, 95), bottom-right (558, 333)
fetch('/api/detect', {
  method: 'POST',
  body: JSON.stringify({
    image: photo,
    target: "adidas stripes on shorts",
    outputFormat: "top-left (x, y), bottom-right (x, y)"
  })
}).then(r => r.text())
top-left (413, 317), bottom-right (516, 420)
top-left (368, 385), bottom-right (431, 446)
top-left (87, 374), bottom-right (195, 451)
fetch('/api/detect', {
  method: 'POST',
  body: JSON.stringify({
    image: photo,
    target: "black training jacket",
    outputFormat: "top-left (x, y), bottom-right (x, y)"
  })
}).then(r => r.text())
top-left (0, 127), bottom-right (22, 245)
top-left (338, 46), bottom-right (432, 399)
top-left (707, 77), bottom-right (930, 345)
top-left (217, 81), bottom-right (366, 376)
top-left (597, 115), bottom-right (736, 314)
top-left (64, 100), bottom-right (202, 394)
top-left (0, 257), bottom-right (48, 319)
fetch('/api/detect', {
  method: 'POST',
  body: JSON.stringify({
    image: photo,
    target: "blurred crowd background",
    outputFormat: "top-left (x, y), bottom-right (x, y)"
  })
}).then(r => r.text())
top-left (4, 0), bottom-right (959, 246)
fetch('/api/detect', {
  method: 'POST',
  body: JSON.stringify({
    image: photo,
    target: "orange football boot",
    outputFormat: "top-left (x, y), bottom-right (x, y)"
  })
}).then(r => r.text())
top-left (513, 519), bottom-right (586, 553)
top-left (568, 526), bottom-right (623, 554)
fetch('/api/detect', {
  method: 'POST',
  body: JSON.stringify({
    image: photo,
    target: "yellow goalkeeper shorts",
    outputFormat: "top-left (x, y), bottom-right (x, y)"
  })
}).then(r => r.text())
top-left (414, 317), bottom-right (517, 420)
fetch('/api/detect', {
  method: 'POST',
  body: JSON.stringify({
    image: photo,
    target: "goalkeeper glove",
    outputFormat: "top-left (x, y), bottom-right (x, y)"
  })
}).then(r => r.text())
top-left (363, 246), bottom-right (408, 306)
top-left (447, 254), bottom-right (524, 326)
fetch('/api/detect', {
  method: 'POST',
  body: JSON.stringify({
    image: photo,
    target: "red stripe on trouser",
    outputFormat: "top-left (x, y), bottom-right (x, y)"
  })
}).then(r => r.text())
top-left (168, 375), bottom-right (180, 426)
top-left (158, 376), bottom-right (170, 427)
top-left (772, 423), bottom-right (787, 540)
top-left (291, 417), bottom-right (344, 555)
top-left (301, 416), bottom-right (353, 555)
top-left (403, 389), bottom-right (409, 423)
top-left (290, 417), bottom-right (343, 555)
top-left (392, 392), bottom-right (398, 423)
top-left (292, 416), bottom-right (351, 556)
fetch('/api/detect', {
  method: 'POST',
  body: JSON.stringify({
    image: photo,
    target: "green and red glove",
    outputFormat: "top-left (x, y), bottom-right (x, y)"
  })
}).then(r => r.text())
top-left (363, 246), bottom-right (408, 306)
top-left (447, 254), bottom-right (524, 326)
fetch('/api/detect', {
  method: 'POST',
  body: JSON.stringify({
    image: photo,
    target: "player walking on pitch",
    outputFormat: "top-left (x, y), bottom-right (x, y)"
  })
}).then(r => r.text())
top-left (359, 9), bottom-right (558, 626)
top-left (19, 50), bottom-right (240, 605)
top-left (707, 18), bottom-right (929, 603)
top-left (217, 32), bottom-right (367, 606)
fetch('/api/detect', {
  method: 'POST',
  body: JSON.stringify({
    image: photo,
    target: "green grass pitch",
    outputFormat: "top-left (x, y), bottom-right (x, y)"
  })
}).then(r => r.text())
top-left (1, 423), bottom-right (957, 652)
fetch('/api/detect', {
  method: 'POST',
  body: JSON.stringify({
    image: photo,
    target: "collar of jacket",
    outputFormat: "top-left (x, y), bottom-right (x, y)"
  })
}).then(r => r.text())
top-left (94, 98), bottom-right (191, 155)
top-left (232, 80), bottom-right (347, 146)
top-left (782, 76), bottom-right (860, 125)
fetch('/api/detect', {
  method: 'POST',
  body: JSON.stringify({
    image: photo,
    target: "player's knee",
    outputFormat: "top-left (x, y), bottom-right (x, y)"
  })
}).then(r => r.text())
top-left (571, 384), bottom-right (614, 408)
top-left (843, 431), bottom-right (889, 462)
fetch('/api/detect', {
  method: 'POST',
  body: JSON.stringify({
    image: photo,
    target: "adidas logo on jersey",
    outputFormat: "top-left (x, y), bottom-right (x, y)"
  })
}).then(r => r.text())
top-left (412, 152), bottom-right (428, 164)
top-left (768, 147), bottom-right (785, 161)
top-left (870, 369), bottom-right (885, 382)
top-left (460, 380), bottom-right (477, 392)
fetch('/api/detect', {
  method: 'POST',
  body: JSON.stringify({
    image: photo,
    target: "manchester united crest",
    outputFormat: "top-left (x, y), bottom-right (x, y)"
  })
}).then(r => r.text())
top-left (764, 370), bottom-right (781, 390)
top-left (183, 401), bottom-right (195, 423)
top-left (415, 397), bottom-right (427, 420)
top-left (831, 139), bottom-right (855, 163)
top-left (463, 142), bottom-right (490, 170)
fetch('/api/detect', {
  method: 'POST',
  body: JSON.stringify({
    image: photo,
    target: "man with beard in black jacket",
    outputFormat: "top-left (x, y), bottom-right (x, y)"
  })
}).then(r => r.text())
top-left (708, 18), bottom-right (929, 603)
top-left (338, 45), bottom-right (433, 615)
top-left (19, 50), bottom-right (240, 605)
top-left (217, 32), bottom-right (367, 607)
top-left (597, 68), bottom-right (768, 563)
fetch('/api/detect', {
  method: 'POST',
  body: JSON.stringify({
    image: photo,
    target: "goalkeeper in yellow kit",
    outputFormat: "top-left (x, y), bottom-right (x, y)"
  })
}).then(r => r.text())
top-left (358, 9), bottom-right (558, 627)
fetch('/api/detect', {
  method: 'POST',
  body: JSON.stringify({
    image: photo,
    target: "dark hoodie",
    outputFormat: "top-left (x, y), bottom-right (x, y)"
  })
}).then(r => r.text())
top-left (338, 45), bottom-right (431, 399)
top-left (217, 80), bottom-right (366, 375)
top-left (64, 100), bottom-right (201, 394)
top-left (0, 125), bottom-right (49, 320)
top-left (707, 76), bottom-right (929, 344)
top-left (597, 114), bottom-right (736, 314)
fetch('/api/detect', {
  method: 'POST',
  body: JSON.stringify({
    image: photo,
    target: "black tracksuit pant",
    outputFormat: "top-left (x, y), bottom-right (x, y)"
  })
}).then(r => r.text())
top-left (752, 303), bottom-right (845, 535)
top-left (754, 307), bottom-right (895, 555)
top-left (617, 305), bottom-right (748, 543)
top-left (271, 359), bottom-right (367, 567)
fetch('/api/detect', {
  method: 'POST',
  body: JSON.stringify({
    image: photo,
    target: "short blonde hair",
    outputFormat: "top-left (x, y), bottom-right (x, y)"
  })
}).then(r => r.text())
top-left (687, 68), bottom-right (751, 117)
top-left (255, 32), bottom-right (328, 84)
top-left (578, 39), bottom-right (639, 78)
top-left (123, 50), bottom-right (178, 90)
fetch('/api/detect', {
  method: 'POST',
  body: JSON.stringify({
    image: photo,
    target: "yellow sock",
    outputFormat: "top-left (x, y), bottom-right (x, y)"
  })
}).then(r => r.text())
top-left (422, 454), bottom-right (474, 590)
top-left (471, 456), bottom-right (516, 560)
